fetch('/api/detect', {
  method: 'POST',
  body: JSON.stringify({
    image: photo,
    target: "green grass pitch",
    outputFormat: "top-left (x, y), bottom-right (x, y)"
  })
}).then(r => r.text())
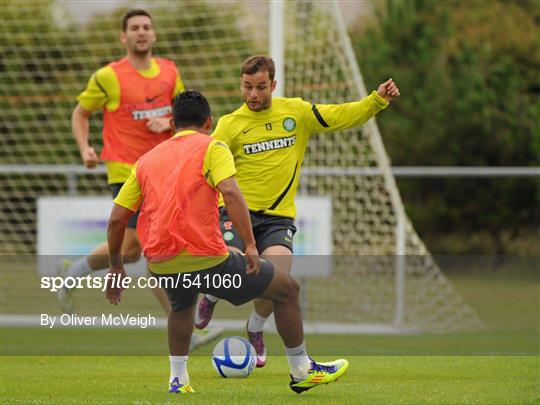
top-left (1, 353), bottom-right (538, 404)
top-left (1, 326), bottom-right (539, 404)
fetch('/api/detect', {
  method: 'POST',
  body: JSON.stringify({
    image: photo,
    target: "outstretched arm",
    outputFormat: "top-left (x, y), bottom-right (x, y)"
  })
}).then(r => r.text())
top-left (306, 78), bottom-right (401, 134)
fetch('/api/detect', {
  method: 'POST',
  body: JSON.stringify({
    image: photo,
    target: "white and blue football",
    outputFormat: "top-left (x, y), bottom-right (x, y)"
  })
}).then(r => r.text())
top-left (211, 336), bottom-right (256, 378)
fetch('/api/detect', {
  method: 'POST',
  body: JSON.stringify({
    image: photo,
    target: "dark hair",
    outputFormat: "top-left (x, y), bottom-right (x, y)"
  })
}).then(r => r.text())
top-left (172, 90), bottom-right (211, 128)
top-left (240, 55), bottom-right (275, 81)
top-left (122, 9), bottom-right (153, 32)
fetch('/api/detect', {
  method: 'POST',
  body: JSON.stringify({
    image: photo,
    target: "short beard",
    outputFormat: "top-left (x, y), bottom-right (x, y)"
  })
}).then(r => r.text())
top-left (254, 101), bottom-right (270, 111)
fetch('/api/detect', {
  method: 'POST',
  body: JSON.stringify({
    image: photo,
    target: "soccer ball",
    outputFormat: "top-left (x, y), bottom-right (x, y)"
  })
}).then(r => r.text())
top-left (211, 336), bottom-right (256, 378)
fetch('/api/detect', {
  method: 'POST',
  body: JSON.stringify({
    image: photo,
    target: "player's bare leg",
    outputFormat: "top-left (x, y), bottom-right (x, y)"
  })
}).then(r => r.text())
top-left (169, 304), bottom-right (195, 356)
top-left (254, 245), bottom-right (293, 317)
top-left (259, 266), bottom-right (349, 394)
top-left (248, 245), bottom-right (292, 367)
top-left (257, 264), bottom-right (302, 347)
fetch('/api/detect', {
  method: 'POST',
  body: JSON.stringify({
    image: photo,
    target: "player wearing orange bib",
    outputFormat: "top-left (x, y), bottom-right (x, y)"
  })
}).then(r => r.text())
top-left (106, 91), bottom-right (349, 394)
top-left (55, 11), bottom-right (211, 347)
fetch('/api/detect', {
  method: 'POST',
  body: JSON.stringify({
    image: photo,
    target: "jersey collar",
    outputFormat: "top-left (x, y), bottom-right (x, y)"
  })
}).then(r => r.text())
top-left (172, 130), bottom-right (199, 138)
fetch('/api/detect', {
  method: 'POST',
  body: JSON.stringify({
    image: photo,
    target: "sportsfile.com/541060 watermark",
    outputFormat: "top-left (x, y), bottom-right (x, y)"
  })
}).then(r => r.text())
top-left (41, 273), bottom-right (242, 292)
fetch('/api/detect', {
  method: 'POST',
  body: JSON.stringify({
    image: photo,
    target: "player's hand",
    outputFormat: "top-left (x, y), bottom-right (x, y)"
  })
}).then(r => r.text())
top-left (105, 266), bottom-right (127, 305)
top-left (146, 117), bottom-right (171, 133)
top-left (81, 147), bottom-right (99, 169)
top-left (244, 244), bottom-right (261, 277)
top-left (377, 78), bottom-right (400, 102)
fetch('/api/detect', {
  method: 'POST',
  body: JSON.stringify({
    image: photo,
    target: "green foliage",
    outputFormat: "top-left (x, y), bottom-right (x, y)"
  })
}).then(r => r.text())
top-left (352, 0), bottom-right (540, 253)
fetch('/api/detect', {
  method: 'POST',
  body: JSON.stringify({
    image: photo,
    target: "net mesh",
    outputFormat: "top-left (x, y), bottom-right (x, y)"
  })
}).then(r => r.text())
top-left (1, 0), bottom-right (482, 332)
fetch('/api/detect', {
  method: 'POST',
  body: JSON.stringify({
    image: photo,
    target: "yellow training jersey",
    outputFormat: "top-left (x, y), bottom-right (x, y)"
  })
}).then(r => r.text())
top-left (114, 130), bottom-right (236, 273)
top-left (212, 91), bottom-right (389, 218)
top-left (77, 58), bottom-right (185, 184)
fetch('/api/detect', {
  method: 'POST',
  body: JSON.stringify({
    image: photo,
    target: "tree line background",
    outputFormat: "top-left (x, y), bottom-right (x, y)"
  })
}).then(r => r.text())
top-left (353, 0), bottom-right (539, 255)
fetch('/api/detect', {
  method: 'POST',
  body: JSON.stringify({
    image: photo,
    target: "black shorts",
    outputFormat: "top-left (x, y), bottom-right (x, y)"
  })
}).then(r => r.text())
top-left (219, 208), bottom-right (297, 253)
top-left (110, 183), bottom-right (139, 229)
top-left (150, 251), bottom-right (275, 312)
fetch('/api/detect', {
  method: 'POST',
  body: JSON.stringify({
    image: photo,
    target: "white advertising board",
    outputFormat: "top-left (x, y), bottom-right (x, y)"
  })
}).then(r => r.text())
top-left (37, 195), bottom-right (332, 277)
top-left (37, 197), bottom-right (113, 276)
top-left (292, 196), bottom-right (333, 278)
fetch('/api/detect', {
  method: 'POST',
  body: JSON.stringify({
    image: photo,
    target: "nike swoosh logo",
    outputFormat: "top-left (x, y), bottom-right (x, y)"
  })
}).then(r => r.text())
top-left (284, 237), bottom-right (292, 242)
top-left (145, 94), bottom-right (162, 103)
top-left (242, 127), bottom-right (254, 134)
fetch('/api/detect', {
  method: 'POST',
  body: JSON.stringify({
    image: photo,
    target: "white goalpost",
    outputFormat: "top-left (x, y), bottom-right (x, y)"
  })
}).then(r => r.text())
top-left (265, 0), bottom-right (481, 333)
top-left (328, 0), bottom-right (408, 329)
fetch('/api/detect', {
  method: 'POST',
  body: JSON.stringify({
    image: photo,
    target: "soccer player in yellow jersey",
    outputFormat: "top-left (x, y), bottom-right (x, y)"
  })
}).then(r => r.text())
top-left (196, 55), bottom-right (400, 366)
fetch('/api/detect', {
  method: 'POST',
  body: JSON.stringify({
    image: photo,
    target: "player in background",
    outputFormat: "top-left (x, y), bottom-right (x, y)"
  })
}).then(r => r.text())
top-left (55, 10), bottom-right (218, 348)
top-left (106, 90), bottom-right (349, 394)
top-left (57, 9), bottom-right (179, 314)
top-left (196, 55), bottom-right (400, 366)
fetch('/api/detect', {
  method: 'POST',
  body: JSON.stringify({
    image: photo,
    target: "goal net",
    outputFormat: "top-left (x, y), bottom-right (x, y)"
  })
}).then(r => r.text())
top-left (1, 0), bottom-right (482, 333)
